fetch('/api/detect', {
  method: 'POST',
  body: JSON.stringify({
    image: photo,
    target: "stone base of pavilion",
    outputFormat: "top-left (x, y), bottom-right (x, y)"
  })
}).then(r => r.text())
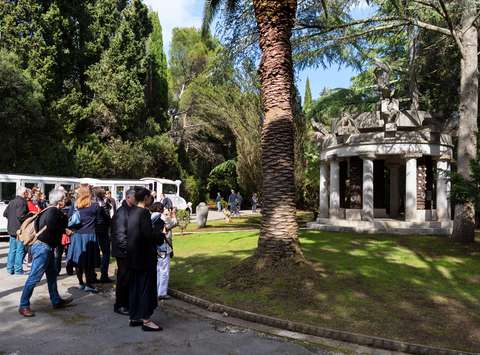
top-left (307, 218), bottom-right (453, 236)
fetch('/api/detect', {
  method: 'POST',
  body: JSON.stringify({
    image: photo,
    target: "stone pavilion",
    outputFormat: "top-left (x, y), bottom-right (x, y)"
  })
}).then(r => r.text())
top-left (308, 68), bottom-right (456, 235)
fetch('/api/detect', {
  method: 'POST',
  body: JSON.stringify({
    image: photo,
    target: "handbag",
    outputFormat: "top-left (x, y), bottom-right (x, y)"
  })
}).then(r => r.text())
top-left (68, 208), bottom-right (81, 228)
top-left (61, 233), bottom-right (70, 246)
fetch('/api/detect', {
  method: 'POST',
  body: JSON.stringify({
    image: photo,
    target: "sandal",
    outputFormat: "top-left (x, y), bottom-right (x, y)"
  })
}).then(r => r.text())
top-left (141, 320), bottom-right (163, 332)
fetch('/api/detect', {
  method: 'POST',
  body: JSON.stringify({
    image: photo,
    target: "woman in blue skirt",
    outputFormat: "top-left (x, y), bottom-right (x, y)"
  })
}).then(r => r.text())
top-left (67, 186), bottom-right (102, 293)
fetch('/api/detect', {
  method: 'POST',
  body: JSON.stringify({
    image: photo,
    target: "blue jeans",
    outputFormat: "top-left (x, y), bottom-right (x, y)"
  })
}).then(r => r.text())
top-left (7, 236), bottom-right (26, 274)
top-left (216, 202), bottom-right (222, 212)
top-left (20, 242), bottom-right (61, 308)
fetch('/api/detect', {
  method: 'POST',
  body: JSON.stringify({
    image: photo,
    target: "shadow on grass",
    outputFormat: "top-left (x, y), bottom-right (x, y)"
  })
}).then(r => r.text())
top-left (170, 231), bottom-right (480, 352)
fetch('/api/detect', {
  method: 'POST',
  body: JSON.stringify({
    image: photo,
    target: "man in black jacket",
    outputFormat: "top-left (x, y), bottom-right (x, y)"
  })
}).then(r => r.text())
top-left (4, 186), bottom-right (29, 275)
top-left (110, 188), bottom-right (136, 315)
top-left (19, 189), bottom-right (73, 317)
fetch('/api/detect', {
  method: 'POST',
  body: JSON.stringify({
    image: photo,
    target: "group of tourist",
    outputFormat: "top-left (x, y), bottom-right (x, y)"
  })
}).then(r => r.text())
top-left (215, 191), bottom-right (259, 214)
top-left (4, 184), bottom-right (177, 332)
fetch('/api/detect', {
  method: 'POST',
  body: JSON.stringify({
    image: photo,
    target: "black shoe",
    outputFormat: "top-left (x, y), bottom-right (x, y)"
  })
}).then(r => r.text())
top-left (53, 298), bottom-right (73, 309)
top-left (129, 320), bottom-right (143, 327)
top-left (114, 306), bottom-right (129, 316)
top-left (99, 277), bottom-right (113, 284)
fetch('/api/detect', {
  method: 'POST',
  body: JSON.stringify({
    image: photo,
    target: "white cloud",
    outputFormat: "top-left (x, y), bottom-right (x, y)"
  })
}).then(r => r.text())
top-left (143, 0), bottom-right (202, 53)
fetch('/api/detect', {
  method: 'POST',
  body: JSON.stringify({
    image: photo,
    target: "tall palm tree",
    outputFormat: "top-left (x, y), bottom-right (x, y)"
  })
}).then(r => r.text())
top-left (202, 0), bottom-right (305, 266)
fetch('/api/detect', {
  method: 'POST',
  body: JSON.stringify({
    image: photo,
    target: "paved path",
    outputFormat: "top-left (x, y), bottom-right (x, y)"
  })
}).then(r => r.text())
top-left (0, 242), bottom-right (331, 355)
top-left (191, 209), bottom-right (260, 222)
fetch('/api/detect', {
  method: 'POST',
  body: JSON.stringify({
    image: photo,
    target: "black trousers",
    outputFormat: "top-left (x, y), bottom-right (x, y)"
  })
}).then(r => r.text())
top-left (129, 268), bottom-right (157, 321)
top-left (55, 245), bottom-right (73, 275)
top-left (115, 257), bottom-right (130, 309)
top-left (96, 230), bottom-right (110, 279)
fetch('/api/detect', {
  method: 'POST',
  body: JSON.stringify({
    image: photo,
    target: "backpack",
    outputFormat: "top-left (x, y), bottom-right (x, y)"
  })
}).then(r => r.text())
top-left (16, 207), bottom-right (53, 246)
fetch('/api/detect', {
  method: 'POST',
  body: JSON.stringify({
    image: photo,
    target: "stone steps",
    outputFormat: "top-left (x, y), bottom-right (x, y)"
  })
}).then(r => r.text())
top-left (307, 219), bottom-right (452, 236)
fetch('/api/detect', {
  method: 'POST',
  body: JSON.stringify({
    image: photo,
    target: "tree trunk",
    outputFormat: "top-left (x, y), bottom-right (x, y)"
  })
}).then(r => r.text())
top-left (408, 26), bottom-right (420, 111)
top-left (451, 0), bottom-right (478, 243)
top-left (253, 0), bottom-right (304, 266)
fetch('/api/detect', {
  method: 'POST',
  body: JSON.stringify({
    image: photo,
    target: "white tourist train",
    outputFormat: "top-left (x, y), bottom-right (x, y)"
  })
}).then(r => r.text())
top-left (0, 173), bottom-right (187, 234)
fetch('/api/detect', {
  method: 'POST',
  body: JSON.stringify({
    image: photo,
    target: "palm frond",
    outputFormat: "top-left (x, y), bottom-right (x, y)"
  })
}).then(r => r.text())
top-left (202, 0), bottom-right (225, 38)
top-left (202, 0), bottom-right (239, 38)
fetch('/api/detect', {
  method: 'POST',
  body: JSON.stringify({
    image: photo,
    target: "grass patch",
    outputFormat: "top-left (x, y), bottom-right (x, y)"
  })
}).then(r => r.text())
top-left (170, 230), bottom-right (480, 352)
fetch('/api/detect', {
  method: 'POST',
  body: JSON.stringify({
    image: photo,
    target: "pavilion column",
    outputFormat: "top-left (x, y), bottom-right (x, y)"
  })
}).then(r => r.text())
top-left (319, 161), bottom-right (329, 218)
top-left (329, 158), bottom-right (340, 219)
top-left (361, 156), bottom-right (374, 222)
top-left (436, 159), bottom-right (450, 221)
top-left (389, 164), bottom-right (400, 218)
top-left (405, 156), bottom-right (418, 221)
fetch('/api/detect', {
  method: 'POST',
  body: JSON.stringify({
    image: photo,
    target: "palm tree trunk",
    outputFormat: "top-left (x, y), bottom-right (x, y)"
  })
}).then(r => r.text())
top-left (253, 0), bottom-right (304, 265)
top-left (451, 0), bottom-right (478, 243)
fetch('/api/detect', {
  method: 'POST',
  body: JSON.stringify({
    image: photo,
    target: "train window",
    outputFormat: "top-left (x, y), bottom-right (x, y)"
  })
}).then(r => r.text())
top-left (1, 182), bottom-right (16, 201)
top-left (25, 182), bottom-right (38, 190)
top-left (44, 184), bottom-right (56, 198)
top-left (163, 184), bottom-right (177, 194)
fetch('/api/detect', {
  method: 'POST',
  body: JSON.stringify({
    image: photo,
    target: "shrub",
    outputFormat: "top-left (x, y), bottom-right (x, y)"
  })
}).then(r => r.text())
top-left (176, 209), bottom-right (190, 235)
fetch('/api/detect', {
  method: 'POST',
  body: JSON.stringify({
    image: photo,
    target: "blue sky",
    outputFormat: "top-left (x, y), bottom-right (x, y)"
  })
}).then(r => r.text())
top-left (144, 0), bottom-right (371, 99)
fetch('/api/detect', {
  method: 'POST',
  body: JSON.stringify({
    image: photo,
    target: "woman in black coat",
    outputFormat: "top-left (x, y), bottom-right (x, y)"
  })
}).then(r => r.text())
top-left (127, 187), bottom-right (164, 331)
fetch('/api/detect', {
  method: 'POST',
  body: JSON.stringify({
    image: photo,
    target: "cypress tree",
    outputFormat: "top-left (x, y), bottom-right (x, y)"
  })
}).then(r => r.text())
top-left (304, 77), bottom-right (313, 111)
top-left (145, 11), bottom-right (169, 128)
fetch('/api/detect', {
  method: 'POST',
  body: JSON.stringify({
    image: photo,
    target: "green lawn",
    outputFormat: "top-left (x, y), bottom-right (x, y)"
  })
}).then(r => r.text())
top-left (170, 230), bottom-right (480, 352)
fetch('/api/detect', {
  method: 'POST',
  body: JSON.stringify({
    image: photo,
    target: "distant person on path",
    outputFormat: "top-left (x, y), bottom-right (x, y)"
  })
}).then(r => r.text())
top-left (236, 192), bottom-right (243, 216)
top-left (67, 187), bottom-right (101, 293)
top-left (95, 188), bottom-right (113, 283)
top-left (215, 193), bottom-right (222, 212)
top-left (18, 189), bottom-right (73, 317)
top-left (228, 190), bottom-right (237, 214)
top-left (127, 188), bottom-right (163, 331)
top-left (111, 188), bottom-right (136, 316)
top-left (4, 186), bottom-right (29, 275)
top-left (157, 206), bottom-right (177, 300)
top-left (251, 193), bottom-right (258, 213)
